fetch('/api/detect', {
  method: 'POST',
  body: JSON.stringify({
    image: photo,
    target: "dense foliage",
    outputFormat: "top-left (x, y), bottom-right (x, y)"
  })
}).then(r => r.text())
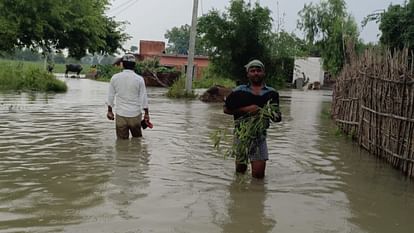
top-left (378, 1), bottom-right (414, 51)
top-left (0, 0), bottom-right (129, 58)
top-left (164, 24), bottom-right (208, 55)
top-left (297, 0), bottom-right (360, 75)
top-left (211, 101), bottom-right (279, 164)
top-left (95, 58), bottom-right (177, 81)
top-left (166, 75), bottom-right (197, 99)
top-left (95, 64), bottom-right (122, 81)
top-left (193, 65), bottom-right (236, 88)
top-left (0, 61), bottom-right (67, 92)
top-left (197, 0), bottom-right (274, 85)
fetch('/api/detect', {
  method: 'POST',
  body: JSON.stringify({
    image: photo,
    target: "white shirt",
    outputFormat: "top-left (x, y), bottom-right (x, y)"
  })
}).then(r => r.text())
top-left (106, 69), bottom-right (148, 117)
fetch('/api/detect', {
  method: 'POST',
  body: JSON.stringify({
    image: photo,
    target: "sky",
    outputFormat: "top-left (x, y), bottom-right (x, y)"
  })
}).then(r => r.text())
top-left (106, 0), bottom-right (406, 50)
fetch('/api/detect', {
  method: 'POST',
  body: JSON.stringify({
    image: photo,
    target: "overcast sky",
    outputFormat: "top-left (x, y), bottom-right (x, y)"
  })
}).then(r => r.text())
top-left (107, 0), bottom-right (406, 49)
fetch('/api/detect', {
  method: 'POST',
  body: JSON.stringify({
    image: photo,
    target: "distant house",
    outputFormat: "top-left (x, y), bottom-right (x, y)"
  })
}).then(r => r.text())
top-left (136, 40), bottom-right (209, 80)
top-left (293, 57), bottom-right (325, 89)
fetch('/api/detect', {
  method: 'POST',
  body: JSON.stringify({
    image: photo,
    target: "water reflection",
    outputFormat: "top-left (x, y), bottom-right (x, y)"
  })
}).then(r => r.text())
top-left (2, 79), bottom-right (414, 232)
top-left (0, 124), bottom-right (109, 231)
top-left (313, 101), bottom-right (414, 233)
top-left (108, 139), bottom-right (150, 218)
top-left (222, 176), bottom-right (276, 233)
top-left (0, 82), bottom-right (111, 231)
top-left (264, 91), bottom-right (357, 232)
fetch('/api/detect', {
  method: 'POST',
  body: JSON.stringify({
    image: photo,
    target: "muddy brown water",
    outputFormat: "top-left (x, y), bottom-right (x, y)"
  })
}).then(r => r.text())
top-left (1, 77), bottom-right (414, 233)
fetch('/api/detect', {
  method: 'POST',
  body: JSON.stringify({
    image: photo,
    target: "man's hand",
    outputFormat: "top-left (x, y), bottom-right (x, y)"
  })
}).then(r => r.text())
top-left (271, 111), bottom-right (282, 122)
top-left (240, 105), bottom-right (259, 114)
top-left (107, 111), bottom-right (114, 120)
top-left (144, 112), bottom-right (150, 121)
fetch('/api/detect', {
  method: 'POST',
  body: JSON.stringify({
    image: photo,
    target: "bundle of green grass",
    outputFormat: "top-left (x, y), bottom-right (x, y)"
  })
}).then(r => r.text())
top-left (212, 101), bottom-right (280, 164)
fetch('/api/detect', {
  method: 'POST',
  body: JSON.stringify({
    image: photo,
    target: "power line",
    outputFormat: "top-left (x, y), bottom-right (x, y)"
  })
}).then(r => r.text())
top-left (109, 0), bottom-right (140, 16)
top-left (108, 0), bottom-right (133, 13)
top-left (109, 0), bottom-right (138, 15)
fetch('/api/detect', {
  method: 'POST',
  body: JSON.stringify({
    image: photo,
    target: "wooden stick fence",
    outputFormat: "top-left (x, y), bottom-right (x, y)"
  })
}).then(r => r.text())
top-left (332, 49), bottom-right (414, 176)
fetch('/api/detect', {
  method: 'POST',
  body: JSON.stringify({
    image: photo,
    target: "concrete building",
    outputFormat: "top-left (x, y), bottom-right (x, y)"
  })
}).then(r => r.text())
top-left (293, 57), bottom-right (325, 89)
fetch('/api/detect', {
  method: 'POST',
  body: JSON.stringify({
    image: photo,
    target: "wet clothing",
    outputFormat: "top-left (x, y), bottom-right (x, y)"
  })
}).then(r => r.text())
top-left (234, 136), bottom-right (269, 161)
top-left (225, 84), bottom-right (281, 162)
top-left (115, 114), bottom-right (142, 139)
top-left (106, 69), bottom-right (148, 117)
top-left (224, 84), bottom-right (281, 121)
top-left (106, 69), bottom-right (148, 139)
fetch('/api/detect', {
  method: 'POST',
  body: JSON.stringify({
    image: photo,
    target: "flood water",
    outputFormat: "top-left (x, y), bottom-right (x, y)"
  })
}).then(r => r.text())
top-left (1, 77), bottom-right (414, 233)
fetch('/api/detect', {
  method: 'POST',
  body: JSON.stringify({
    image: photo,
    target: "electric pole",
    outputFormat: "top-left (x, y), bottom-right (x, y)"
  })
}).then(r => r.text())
top-left (185, 0), bottom-right (199, 94)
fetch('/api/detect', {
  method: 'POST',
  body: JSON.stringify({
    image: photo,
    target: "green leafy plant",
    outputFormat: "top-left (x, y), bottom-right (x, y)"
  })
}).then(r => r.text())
top-left (193, 63), bottom-right (235, 88)
top-left (95, 64), bottom-right (122, 81)
top-left (0, 61), bottom-right (67, 92)
top-left (193, 77), bottom-right (235, 89)
top-left (166, 75), bottom-right (197, 99)
top-left (212, 101), bottom-right (279, 164)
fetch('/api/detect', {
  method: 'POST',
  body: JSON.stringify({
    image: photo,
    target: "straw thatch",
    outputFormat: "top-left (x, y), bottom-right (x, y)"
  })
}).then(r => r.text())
top-left (332, 49), bottom-right (414, 176)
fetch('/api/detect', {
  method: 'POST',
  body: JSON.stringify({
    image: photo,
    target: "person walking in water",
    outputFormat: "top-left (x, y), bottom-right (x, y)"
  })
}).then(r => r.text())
top-left (106, 54), bottom-right (150, 139)
top-left (224, 59), bottom-right (281, 178)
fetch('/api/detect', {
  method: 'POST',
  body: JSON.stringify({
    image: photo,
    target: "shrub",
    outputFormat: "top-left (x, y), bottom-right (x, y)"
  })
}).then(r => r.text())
top-left (0, 62), bottom-right (67, 92)
top-left (193, 64), bottom-right (236, 88)
top-left (95, 64), bottom-right (122, 81)
top-left (193, 77), bottom-right (235, 89)
top-left (166, 75), bottom-right (197, 99)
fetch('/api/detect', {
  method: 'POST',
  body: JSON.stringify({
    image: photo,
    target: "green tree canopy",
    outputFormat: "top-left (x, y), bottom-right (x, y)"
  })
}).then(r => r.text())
top-left (198, 0), bottom-right (273, 84)
top-left (297, 0), bottom-right (360, 75)
top-left (270, 31), bottom-right (307, 59)
top-left (0, 0), bottom-right (130, 58)
top-left (377, 1), bottom-right (414, 51)
top-left (130, 45), bottom-right (138, 52)
top-left (164, 24), bottom-right (208, 55)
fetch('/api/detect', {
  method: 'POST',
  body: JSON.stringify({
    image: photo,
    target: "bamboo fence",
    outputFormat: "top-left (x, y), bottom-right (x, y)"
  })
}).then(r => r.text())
top-left (332, 49), bottom-right (414, 176)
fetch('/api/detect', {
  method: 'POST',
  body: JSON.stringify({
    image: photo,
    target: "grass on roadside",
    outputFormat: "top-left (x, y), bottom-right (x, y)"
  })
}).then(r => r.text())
top-left (166, 75), bottom-right (197, 99)
top-left (0, 61), bottom-right (67, 92)
top-left (193, 77), bottom-right (235, 89)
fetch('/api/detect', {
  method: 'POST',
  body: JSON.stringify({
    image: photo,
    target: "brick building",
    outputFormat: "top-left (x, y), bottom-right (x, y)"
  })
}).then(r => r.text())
top-left (136, 40), bottom-right (209, 80)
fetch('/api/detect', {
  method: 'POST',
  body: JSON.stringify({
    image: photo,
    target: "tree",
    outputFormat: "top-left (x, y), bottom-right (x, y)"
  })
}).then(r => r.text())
top-left (198, 0), bottom-right (273, 84)
top-left (0, 0), bottom-right (130, 59)
top-left (297, 0), bottom-right (360, 75)
top-left (270, 31), bottom-right (307, 58)
top-left (130, 45), bottom-right (138, 53)
top-left (54, 52), bottom-right (66, 64)
top-left (377, 1), bottom-right (414, 51)
top-left (164, 24), bottom-right (208, 55)
top-left (2, 48), bottom-right (42, 61)
top-left (269, 31), bottom-right (307, 84)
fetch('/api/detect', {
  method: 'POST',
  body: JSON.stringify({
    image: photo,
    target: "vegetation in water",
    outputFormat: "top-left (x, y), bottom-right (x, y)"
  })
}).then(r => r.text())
top-left (166, 75), bottom-right (197, 99)
top-left (211, 101), bottom-right (280, 164)
top-left (0, 62), bottom-right (67, 92)
top-left (193, 65), bottom-right (236, 89)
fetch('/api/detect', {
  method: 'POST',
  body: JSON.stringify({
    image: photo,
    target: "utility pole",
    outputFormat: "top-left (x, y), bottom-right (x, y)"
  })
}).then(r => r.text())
top-left (185, 0), bottom-right (199, 94)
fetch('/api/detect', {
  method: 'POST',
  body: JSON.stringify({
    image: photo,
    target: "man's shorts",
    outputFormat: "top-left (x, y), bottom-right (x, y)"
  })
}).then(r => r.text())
top-left (249, 137), bottom-right (269, 161)
top-left (235, 136), bottom-right (269, 161)
top-left (115, 114), bottom-right (142, 139)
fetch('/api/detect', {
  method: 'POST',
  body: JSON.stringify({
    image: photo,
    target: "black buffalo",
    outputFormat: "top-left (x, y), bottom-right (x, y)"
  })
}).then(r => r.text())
top-left (65, 64), bottom-right (83, 77)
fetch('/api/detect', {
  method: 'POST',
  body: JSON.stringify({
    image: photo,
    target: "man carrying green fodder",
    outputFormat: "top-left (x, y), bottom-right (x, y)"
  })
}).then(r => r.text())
top-left (224, 59), bottom-right (281, 179)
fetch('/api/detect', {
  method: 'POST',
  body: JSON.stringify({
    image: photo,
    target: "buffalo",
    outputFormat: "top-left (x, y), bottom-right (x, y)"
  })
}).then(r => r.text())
top-left (65, 64), bottom-right (83, 78)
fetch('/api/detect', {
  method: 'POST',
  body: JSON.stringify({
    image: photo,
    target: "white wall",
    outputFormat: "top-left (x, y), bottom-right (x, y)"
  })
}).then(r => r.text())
top-left (293, 57), bottom-right (325, 85)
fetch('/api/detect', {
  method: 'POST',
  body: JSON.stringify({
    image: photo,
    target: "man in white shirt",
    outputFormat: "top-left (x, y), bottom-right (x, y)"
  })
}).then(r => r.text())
top-left (106, 54), bottom-right (150, 139)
